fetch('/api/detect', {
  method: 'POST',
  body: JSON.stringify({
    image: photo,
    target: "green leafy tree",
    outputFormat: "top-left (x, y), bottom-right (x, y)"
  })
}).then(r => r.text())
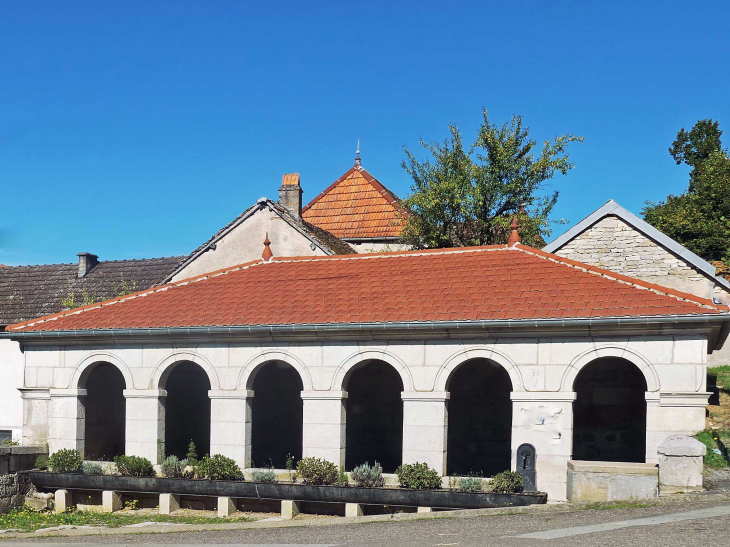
top-left (400, 110), bottom-right (583, 249)
top-left (643, 120), bottom-right (730, 263)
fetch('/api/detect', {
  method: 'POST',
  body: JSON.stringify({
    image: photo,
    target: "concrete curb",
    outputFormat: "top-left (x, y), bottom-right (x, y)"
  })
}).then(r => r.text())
top-left (1, 492), bottom-right (729, 540)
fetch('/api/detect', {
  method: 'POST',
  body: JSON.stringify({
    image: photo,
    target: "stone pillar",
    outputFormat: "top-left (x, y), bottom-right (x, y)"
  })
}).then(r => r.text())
top-left (54, 489), bottom-right (73, 513)
top-left (159, 493), bottom-right (180, 515)
top-left (301, 391), bottom-right (347, 468)
top-left (657, 435), bottom-right (706, 493)
top-left (124, 390), bottom-right (166, 464)
top-left (401, 392), bottom-right (449, 474)
top-left (646, 392), bottom-right (710, 464)
top-left (48, 389), bottom-right (86, 457)
top-left (510, 392), bottom-right (576, 502)
top-left (209, 390), bottom-right (253, 470)
top-left (102, 490), bottom-right (123, 513)
top-left (281, 499), bottom-right (300, 519)
top-left (345, 502), bottom-right (364, 517)
top-left (19, 388), bottom-right (51, 446)
top-left (217, 496), bottom-right (237, 517)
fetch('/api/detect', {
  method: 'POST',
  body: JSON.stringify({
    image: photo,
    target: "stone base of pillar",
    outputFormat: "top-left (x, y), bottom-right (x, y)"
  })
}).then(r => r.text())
top-left (217, 496), bottom-right (237, 517)
top-left (54, 489), bottom-right (72, 513)
top-left (281, 499), bottom-right (300, 520)
top-left (345, 502), bottom-right (363, 517)
top-left (102, 491), bottom-right (123, 513)
top-left (159, 493), bottom-right (180, 515)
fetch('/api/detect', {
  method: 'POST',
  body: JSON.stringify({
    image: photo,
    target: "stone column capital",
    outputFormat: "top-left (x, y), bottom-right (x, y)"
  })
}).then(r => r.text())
top-left (401, 391), bottom-right (450, 402)
top-left (123, 389), bottom-right (167, 398)
top-left (19, 388), bottom-right (50, 400)
top-left (49, 388), bottom-right (87, 398)
top-left (208, 390), bottom-right (254, 399)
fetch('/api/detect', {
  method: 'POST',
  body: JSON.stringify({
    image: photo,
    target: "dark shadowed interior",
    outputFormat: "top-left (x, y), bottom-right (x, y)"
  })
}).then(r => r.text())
top-left (164, 361), bottom-right (211, 459)
top-left (84, 363), bottom-right (126, 460)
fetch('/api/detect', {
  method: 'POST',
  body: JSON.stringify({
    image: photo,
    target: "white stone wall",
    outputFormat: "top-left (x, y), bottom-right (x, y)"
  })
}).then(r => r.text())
top-left (347, 241), bottom-right (411, 254)
top-left (20, 335), bottom-right (711, 502)
top-left (554, 216), bottom-right (716, 299)
top-left (0, 339), bottom-right (24, 442)
top-left (172, 208), bottom-right (329, 282)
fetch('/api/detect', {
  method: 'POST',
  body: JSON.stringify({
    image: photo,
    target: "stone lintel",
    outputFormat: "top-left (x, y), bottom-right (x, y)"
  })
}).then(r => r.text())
top-left (123, 389), bottom-right (168, 398)
top-left (401, 391), bottom-right (449, 401)
top-left (208, 390), bottom-right (255, 399)
top-left (300, 390), bottom-right (348, 400)
top-left (511, 392), bottom-right (577, 402)
top-left (49, 388), bottom-right (87, 397)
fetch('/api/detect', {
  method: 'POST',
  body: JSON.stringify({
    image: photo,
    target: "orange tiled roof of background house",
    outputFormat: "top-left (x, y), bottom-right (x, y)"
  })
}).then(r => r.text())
top-left (302, 164), bottom-right (407, 240)
top-left (8, 245), bottom-right (726, 333)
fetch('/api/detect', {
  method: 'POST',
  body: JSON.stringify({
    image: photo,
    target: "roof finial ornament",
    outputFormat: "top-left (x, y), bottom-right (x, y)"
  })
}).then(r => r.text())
top-left (355, 139), bottom-right (361, 168)
top-left (262, 232), bottom-right (273, 261)
top-left (507, 213), bottom-right (521, 247)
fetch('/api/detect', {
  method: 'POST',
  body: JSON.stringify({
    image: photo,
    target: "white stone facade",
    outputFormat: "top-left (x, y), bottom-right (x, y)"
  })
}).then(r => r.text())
top-left (18, 333), bottom-right (712, 502)
top-left (0, 339), bottom-right (25, 442)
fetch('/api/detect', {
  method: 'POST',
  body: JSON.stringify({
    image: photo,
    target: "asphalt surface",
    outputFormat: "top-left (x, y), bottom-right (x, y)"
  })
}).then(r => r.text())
top-left (3, 499), bottom-right (730, 546)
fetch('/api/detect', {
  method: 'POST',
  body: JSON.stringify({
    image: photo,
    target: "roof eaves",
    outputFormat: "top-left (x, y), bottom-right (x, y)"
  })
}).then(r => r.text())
top-left (543, 199), bottom-right (730, 290)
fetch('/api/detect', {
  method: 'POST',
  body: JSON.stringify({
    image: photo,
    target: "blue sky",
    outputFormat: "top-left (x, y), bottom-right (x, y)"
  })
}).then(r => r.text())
top-left (1, 1), bottom-right (728, 266)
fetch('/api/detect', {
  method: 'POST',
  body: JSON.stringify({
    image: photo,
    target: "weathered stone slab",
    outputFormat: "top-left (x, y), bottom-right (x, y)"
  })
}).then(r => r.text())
top-left (658, 435), bottom-right (706, 493)
top-left (567, 460), bottom-right (658, 503)
top-left (281, 499), bottom-right (300, 520)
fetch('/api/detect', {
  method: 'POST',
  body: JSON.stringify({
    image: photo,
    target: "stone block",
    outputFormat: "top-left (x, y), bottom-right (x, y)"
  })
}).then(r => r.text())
top-left (345, 502), bottom-right (363, 517)
top-left (417, 506), bottom-right (433, 513)
top-left (217, 496), bottom-right (237, 517)
top-left (54, 489), bottom-right (72, 513)
top-left (102, 490), bottom-right (123, 513)
top-left (25, 496), bottom-right (51, 511)
top-left (281, 499), bottom-right (300, 520)
top-left (159, 493), bottom-right (180, 515)
top-left (658, 435), bottom-right (706, 493)
top-left (567, 460), bottom-right (658, 503)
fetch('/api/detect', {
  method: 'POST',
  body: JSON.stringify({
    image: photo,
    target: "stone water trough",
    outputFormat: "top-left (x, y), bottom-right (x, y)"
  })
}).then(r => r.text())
top-left (28, 472), bottom-right (547, 516)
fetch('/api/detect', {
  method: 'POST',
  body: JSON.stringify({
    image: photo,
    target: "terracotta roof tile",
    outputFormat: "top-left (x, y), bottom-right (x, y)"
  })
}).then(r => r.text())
top-left (302, 164), bottom-right (407, 240)
top-left (8, 245), bottom-right (727, 333)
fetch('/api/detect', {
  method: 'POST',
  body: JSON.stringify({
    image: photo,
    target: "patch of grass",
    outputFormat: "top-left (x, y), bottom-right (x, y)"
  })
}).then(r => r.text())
top-left (709, 365), bottom-right (730, 391)
top-left (581, 501), bottom-right (658, 511)
top-left (0, 508), bottom-right (253, 533)
top-left (695, 429), bottom-right (730, 468)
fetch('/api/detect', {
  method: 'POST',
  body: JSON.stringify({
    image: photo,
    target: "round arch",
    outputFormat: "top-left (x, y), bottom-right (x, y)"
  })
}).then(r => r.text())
top-left (237, 350), bottom-right (313, 392)
top-left (434, 347), bottom-right (524, 393)
top-left (331, 349), bottom-right (415, 392)
top-left (561, 346), bottom-right (660, 393)
top-left (71, 352), bottom-right (134, 390)
top-left (150, 351), bottom-right (221, 391)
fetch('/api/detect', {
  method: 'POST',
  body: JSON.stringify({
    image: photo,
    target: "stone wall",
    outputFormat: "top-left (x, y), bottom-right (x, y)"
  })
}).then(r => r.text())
top-left (554, 216), bottom-right (714, 299)
top-left (0, 473), bottom-right (31, 514)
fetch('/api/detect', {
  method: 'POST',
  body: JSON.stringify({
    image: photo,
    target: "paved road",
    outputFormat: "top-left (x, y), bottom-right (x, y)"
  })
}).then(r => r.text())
top-left (5, 500), bottom-right (730, 546)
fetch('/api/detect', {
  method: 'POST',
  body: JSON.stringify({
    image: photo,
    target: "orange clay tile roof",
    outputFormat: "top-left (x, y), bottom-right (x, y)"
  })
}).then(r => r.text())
top-left (7, 245), bottom-right (727, 333)
top-left (302, 164), bottom-right (407, 240)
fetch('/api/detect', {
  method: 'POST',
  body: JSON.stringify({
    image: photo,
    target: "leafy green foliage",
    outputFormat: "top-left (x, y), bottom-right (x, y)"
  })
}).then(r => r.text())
top-left (350, 461), bottom-right (384, 487)
top-left (644, 119), bottom-right (730, 263)
top-left (457, 475), bottom-right (483, 493)
top-left (695, 430), bottom-right (729, 469)
top-left (47, 449), bottom-right (82, 473)
top-left (34, 456), bottom-right (45, 470)
top-left (251, 468), bottom-right (278, 483)
top-left (113, 455), bottom-right (155, 477)
top-left (490, 470), bottom-right (524, 493)
top-left (81, 461), bottom-right (104, 475)
top-left (186, 441), bottom-right (199, 466)
top-left (400, 110), bottom-right (582, 249)
top-left (197, 454), bottom-right (244, 481)
top-left (296, 457), bottom-right (339, 485)
top-left (160, 455), bottom-right (188, 478)
top-left (395, 462), bottom-right (442, 490)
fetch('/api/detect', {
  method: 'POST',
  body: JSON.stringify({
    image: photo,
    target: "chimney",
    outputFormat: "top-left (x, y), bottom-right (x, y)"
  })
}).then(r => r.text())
top-left (77, 252), bottom-right (99, 278)
top-left (278, 173), bottom-right (302, 219)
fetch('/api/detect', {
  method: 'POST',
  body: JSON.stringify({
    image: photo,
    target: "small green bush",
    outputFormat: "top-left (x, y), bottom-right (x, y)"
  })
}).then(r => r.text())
top-left (296, 457), bottom-right (338, 485)
top-left (186, 441), bottom-right (199, 466)
top-left (351, 461), bottom-right (384, 487)
top-left (34, 456), bottom-right (45, 470)
top-left (197, 454), bottom-right (244, 481)
top-left (395, 462), bottom-right (442, 490)
top-left (81, 461), bottom-right (104, 475)
top-left (47, 449), bottom-right (82, 473)
top-left (251, 468), bottom-right (278, 483)
top-left (457, 475), bottom-right (483, 493)
top-left (160, 455), bottom-right (188, 478)
top-left (113, 455), bottom-right (155, 477)
top-left (491, 470), bottom-right (523, 493)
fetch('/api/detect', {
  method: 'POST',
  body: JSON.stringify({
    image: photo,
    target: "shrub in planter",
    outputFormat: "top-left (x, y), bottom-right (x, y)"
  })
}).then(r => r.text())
top-left (457, 475), bottom-right (483, 493)
top-left (395, 462), bottom-right (442, 490)
top-left (197, 454), bottom-right (244, 481)
top-left (161, 455), bottom-right (188, 478)
top-left (47, 449), bottom-right (82, 473)
top-left (296, 457), bottom-right (338, 485)
top-left (490, 470), bottom-right (523, 494)
top-left (351, 461), bottom-right (384, 487)
top-left (113, 455), bottom-right (155, 477)
top-left (251, 468), bottom-right (278, 483)
top-left (81, 461), bottom-right (104, 475)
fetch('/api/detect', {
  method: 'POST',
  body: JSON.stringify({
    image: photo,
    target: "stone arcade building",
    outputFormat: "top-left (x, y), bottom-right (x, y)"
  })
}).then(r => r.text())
top-left (7, 241), bottom-right (729, 501)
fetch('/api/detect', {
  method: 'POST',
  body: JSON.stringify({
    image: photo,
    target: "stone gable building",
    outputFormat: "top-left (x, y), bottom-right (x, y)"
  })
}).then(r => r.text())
top-left (7, 237), bottom-right (729, 501)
